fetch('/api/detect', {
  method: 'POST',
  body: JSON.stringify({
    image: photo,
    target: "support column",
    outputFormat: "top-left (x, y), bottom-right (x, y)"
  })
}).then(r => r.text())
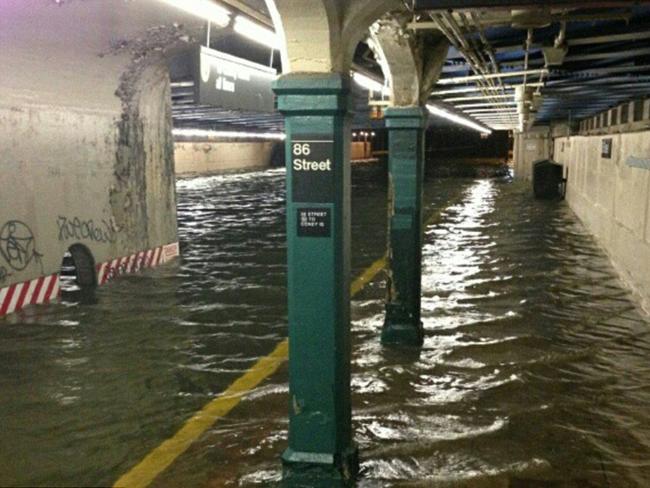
top-left (272, 73), bottom-right (357, 484)
top-left (382, 106), bottom-right (428, 346)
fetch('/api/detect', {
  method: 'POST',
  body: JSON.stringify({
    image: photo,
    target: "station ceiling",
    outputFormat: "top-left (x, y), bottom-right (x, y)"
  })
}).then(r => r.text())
top-left (423, 3), bottom-right (650, 129)
top-left (171, 1), bottom-right (650, 134)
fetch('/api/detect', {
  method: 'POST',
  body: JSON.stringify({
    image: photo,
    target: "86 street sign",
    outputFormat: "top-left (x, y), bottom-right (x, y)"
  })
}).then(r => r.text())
top-left (291, 137), bottom-right (334, 203)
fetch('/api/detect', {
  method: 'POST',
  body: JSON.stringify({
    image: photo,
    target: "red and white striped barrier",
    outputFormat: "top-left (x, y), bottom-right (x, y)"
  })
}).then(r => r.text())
top-left (96, 242), bottom-right (180, 286)
top-left (0, 242), bottom-right (180, 318)
top-left (0, 273), bottom-right (60, 317)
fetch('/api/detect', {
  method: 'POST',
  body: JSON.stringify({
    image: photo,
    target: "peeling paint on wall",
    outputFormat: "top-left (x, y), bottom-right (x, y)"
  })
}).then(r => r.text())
top-left (626, 156), bottom-right (650, 170)
top-left (104, 24), bottom-right (193, 251)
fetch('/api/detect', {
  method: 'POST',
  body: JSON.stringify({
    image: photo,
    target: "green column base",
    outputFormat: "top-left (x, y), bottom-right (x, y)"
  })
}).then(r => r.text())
top-left (382, 106), bottom-right (428, 348)
top-left (282, 445), bottom-right (359, 487)
top-left (382, 303), bottom-right (424, 346)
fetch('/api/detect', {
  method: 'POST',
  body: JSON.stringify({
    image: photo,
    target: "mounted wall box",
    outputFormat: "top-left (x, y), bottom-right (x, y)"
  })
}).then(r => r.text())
top-left (602, 138), bottom-right (613, 159)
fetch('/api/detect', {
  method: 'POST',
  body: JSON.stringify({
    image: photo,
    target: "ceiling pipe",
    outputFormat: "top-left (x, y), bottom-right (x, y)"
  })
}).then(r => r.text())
top-left (470, 11), bottom-right (500, 75)
top-left (440, 12), bottom-right (504, 97)
top-left (465, 107), bottom-right (519, 113)
top-left (555, 20), bottom-right (567, 48)
top-left (437, 69), bottom-right (548, 84)
top-left (434, 11), bottom-right (513, 120)
top-left (458, 101), bottom-right (518, 108)
top-left (462, 12), bottom-right (510, 102)
top-left (431, 15), bottom-right (498, 109)
top-left (432, 83), bottom-right (545, 95)
top-left (522, 28), bottom-right (533, 88)
top-left (444, 94), bottom-right (513, 102)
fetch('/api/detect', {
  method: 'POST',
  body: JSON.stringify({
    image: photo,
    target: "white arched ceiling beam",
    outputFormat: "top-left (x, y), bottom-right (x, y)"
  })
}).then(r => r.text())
top-left (369, 16), bottom-right (420, 106)
top-left (265, 0), bottom-right (341, 72)
top-left (370, 14), bottom-right (449, 106)
top-left (340, 0), bottom-right (404, 72)
top-left (267, 0), bottom-right (403, 73)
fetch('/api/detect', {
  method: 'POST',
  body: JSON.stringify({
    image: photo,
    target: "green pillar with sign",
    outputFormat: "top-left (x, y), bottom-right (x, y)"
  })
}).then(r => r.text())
top-left (382, 106), bottom-right (428, 347)
top-left (272, 73), bottom-right (357, 484)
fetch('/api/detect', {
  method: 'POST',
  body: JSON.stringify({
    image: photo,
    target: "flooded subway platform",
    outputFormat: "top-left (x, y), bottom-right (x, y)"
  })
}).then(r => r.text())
top-left (0, 167), bottom-right (649, 487)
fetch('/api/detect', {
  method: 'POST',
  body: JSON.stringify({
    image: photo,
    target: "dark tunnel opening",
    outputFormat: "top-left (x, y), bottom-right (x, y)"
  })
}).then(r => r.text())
top-left (59, 244), bottom-right (98, 303)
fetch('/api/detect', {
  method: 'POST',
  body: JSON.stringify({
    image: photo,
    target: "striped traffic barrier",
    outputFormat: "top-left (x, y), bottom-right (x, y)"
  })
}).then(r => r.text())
top-left (0, 242), bottom-right (180, 318)
top-left (0, 273), bottom-right (60, 317)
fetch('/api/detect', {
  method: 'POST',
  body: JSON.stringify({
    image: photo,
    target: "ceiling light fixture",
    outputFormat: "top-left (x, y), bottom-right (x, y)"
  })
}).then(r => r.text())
top-left (159, 0), bottom-right (231, 27)
top-left (437, 69), bottom-right (549, 85)
top-left (427, 104), bottom-right (492, 134)
top-left (234, 15), bottom-right (281, 49)
top-left (352, 72), bottom-right (389, 95)
top-left (457, 101), bottom-right (519, 109)
top-left (432, 83), bottom-right (544, 96)
top-left (173, 128), bottom-right (286, 141)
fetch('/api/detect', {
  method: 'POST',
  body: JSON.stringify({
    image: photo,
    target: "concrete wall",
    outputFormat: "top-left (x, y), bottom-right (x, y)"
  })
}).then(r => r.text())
top-left (174, 141), bottom-right (276, 175)
top-left (512, 126), bottom-right (552, 181)
top-left (0, 0), bottom-right (204, 294)
top-left (554, 131), bottom-right (650, 313)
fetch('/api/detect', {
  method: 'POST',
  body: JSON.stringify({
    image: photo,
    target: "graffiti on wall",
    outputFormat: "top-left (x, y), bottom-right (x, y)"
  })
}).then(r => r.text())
top-left (57, 216), bottom-right (117, 244)
top-left (0, 220), bottom-right (44, 273)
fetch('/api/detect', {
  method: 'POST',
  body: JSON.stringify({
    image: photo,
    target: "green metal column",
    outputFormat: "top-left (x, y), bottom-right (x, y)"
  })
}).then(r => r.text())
top-left (272, 73), bottom-right (357, 484)
top-left (382, 107), bottom-right (428, 347)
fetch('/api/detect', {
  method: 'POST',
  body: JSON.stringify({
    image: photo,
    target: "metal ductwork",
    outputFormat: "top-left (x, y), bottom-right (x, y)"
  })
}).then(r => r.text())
top-left (543, 20), bottom-right (568, 66)
top-left (542, 46), bottom-right (568, 66)
top-left (511, 8), bottom-right (552, 29)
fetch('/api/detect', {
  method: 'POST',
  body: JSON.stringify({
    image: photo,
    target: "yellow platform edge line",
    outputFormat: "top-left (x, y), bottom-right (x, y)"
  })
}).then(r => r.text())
top-left (113, 339), bottom-right (288, 488)
top-left (113, 191), bottom-right (462, 488)
top-left (113, 257), bottom-right (387, 488)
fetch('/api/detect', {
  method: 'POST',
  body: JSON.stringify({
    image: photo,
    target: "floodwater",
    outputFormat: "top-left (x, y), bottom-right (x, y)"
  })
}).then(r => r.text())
top-left (0, 166), bottom-right (649, 487)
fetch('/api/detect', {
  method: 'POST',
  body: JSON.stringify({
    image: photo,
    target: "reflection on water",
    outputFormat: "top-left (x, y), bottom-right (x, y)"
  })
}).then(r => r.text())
top-left (0, 167), bottom-right (649, 487)
top-left (353, 178), bottom-right (650, 488)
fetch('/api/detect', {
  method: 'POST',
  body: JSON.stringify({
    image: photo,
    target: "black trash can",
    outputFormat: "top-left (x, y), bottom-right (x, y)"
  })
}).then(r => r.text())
top-left (533, 159), bottom-right (566, 199)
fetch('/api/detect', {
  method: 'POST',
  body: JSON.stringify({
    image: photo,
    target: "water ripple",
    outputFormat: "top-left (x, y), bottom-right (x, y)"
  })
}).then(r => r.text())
top-left (1, 171), bottom-right (649, 487)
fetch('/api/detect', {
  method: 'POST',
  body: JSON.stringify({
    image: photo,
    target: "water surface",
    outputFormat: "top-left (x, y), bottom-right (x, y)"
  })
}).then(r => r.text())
top-left (0, 167), bottom-right (649, 487)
